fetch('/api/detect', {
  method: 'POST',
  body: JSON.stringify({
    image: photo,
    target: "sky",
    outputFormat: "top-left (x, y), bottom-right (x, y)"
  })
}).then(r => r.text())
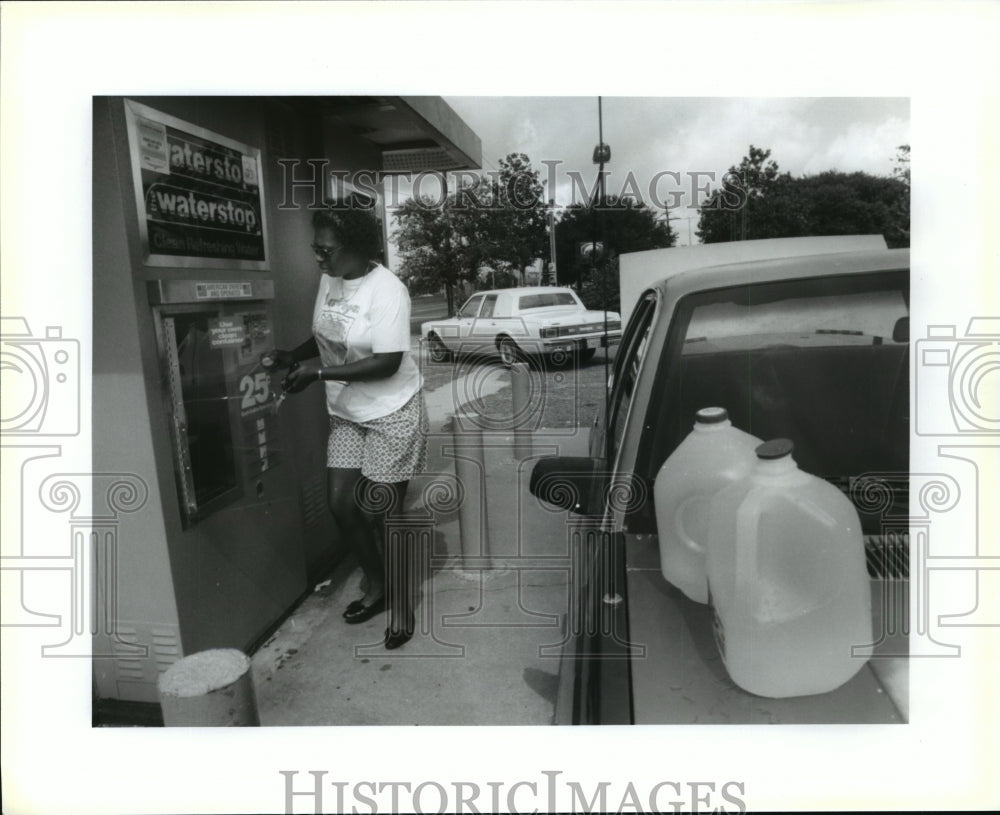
top-left (395, 96), bottom-right (910, 247)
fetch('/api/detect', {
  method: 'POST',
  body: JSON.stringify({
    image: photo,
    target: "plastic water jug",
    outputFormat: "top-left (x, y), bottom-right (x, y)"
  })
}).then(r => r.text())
top-left (704, 438), bottom-right (873, 698)
top-left (654, 407), bottom-right (761, 603)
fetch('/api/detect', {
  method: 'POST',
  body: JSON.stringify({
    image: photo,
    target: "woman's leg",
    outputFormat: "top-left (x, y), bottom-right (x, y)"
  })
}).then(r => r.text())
top-left (375, 480), bottom-right (414, 636)
top-left (327, 467), bottom-right (384, 605)
top-left (357, 393), bottom-right (426, 644)
top-left (357, 478), bottom-right (413, 634)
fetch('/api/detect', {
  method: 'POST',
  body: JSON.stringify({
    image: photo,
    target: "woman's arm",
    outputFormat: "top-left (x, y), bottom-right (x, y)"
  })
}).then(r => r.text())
top-left (282, 352), bottom-right (402, 393)
top-left (261, 336), bottom-right (319, 371)
top-left (290, 336), bottom-right (320, 363)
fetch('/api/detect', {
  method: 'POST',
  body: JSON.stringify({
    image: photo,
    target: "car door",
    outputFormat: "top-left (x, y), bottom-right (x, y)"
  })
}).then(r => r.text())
top-left (471, 293), bottom-right (499, 351)
top-left (455, 294), bottom-right (484, 349)
top-left (564, 290), bottom-right (659, 725)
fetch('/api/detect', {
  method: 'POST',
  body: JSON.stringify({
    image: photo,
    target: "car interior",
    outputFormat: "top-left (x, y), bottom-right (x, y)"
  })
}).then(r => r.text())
top-left (632, 270), bottom-right (910, 580)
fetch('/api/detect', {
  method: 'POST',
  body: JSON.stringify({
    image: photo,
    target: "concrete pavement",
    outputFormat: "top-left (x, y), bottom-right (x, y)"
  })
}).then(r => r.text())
top-left (250, 356), bottom-right (589, 725)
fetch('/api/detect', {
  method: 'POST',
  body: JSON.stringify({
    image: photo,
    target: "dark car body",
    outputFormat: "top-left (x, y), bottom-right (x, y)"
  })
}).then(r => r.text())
top-left (531, 246), bottom-right (910, 724)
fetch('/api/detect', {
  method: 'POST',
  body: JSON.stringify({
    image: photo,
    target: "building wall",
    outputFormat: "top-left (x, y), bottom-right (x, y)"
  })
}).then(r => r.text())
top-left (93, 97), bottom-right (184, 701)
top-left (93, 94), bottom-right (478, 702)
top-left (92, 96), bottom-right (362, 701)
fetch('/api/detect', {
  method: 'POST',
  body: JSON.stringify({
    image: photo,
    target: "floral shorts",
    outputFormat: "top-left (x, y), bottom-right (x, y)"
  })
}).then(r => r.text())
top-left (327, 392), bottom-right (427, 483)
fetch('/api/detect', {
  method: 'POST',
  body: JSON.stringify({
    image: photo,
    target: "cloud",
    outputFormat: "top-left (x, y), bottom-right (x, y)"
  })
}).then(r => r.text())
top-left (801, 116), bottom-right (910, 176)
top-left (435, 96), bottom-right (910, 245)
top-left (511, 116), bottom-right (541, 159)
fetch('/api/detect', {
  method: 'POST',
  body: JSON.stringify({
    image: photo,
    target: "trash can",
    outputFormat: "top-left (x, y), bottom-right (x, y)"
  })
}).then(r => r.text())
top-left (157, 648), bottom-right (260, 726)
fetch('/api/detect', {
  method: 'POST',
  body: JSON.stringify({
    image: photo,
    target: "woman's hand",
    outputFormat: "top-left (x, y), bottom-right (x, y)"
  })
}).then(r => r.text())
top-left (282, 361), bottom-right (323, 394)
top-left (261, 349), bottom-right (295, 371)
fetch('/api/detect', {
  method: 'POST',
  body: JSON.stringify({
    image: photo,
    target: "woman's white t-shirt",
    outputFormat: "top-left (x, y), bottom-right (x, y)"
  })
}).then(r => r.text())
top-left (311, 263), bottom-right (421, 422)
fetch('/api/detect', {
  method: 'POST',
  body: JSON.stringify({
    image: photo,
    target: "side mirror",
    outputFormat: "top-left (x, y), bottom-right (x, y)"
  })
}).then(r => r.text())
top-left (529, 456), bottom-right (607, 516)
top-left (892, 316), bottom-right (909, 343)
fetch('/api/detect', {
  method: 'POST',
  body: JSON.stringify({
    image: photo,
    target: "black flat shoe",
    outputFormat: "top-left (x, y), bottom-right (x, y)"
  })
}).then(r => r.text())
top-left (384, 623), bottom-right (414, 650)
top-left (343, 596), bottom-right (385, 624)
top-left (342, 599), bottom-right (365, 618)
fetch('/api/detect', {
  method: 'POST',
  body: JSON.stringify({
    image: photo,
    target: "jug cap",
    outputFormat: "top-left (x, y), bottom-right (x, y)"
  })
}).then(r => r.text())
top-left (756, 438), bottom-right (794, 460)
top-left (695, 407), bottom-right (729, 424)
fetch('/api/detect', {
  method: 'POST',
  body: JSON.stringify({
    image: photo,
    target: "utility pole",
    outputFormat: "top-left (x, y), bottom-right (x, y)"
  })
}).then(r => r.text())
top-left (546, 197), bottom-right (557, 285)
top-left (592, 96), bottom-right (613, 464)
top-left (440, 171), bottom-right (454, 315)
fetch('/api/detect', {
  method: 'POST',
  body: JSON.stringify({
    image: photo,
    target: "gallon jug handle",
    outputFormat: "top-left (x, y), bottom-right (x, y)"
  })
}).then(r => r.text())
top-left (733, 491), bottom-right (764, 612)
top-left (674, 495), bottom-right (703, 555)
top-left (792, 493), bottom-right (837, 528)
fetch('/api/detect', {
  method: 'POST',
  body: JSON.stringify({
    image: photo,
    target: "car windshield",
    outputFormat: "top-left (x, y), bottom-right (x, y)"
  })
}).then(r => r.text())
top-left (518, 292), bottom-right (578, 310)
top-left (458, 297), bottom-right (483, 318)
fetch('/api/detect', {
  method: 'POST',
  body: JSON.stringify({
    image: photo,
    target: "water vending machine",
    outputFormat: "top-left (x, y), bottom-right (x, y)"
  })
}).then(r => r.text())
top-left (145, 277), bottom-right (306, 651)
top-left (149, 279), bottom-right (285, 526)
top-left (93, 277), bottom-right (307, 704)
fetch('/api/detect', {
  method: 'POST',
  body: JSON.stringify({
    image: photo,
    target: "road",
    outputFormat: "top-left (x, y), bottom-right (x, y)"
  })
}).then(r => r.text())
top-left (409, 289), bottom-right (617, 430)
top-left (409, 292), bottom-right (449, 334)
top-left (417, 339), bottom-right (618, 431)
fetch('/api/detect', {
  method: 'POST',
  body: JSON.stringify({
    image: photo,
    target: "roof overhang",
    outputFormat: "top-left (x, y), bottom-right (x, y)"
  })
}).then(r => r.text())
top-left (279, 95), bottom-right (482, 174)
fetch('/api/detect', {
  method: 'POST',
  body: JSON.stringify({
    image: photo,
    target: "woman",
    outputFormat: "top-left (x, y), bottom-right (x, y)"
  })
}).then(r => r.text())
top-left (264, 201), bottom-right (425, 649)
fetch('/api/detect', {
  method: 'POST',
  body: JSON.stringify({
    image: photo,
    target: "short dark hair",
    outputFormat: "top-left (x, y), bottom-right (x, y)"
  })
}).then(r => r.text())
top-left (312, 198), bottom-right (384, 262)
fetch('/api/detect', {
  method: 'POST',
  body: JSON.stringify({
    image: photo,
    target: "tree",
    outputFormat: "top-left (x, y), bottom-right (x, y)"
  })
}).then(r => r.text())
top-left (393, 178), bottom-right (491, 313)
top-left (697, 145), bottom-right (910, 248)
top-left (393, 155), bottom-right (553, 312)
top-left (696, 145), bottom-right (791, 243)
top-left (554, 196), bottom-right (676, 311)
top-left (892, 144), bottom-right (910, 188)
top-left (889, 144), bottom-right (910, 247)
top-left (482, 153), bottom-right (549, 284)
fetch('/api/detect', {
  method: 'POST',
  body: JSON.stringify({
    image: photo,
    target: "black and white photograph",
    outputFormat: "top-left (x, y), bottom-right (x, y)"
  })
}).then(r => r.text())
top-left (2, 2), bottom-right (998, 814)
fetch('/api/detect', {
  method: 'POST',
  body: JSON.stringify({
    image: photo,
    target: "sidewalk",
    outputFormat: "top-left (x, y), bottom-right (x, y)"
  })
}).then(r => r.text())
top-left (250, 360), bottom-right (590, 725)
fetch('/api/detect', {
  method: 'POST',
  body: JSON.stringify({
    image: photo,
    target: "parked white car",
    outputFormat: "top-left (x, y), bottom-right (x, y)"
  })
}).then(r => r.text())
top-left (420, 287), bottom-right (622, 367)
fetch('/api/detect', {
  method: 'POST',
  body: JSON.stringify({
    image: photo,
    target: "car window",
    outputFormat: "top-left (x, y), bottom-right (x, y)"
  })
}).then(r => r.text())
top-left (682, 289), bottom-right (908, 355)
top-left (607, 293), bottom-right (657, 460)
top-left (480, 295), bottom-right (498, 318)
top-left (518, 292), bottom-right (578, 310)
top-left (458, 296), bottom-right (483, 319)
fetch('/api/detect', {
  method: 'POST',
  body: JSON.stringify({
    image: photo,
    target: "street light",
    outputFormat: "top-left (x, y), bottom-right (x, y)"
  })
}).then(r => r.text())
top-left (546, 197), bottom-right (557, 285)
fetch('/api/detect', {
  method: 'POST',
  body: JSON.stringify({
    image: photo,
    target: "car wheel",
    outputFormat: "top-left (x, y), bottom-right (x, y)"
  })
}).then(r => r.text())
top-left (428, 334), bottom-right (452, 363)
top-left (498, 337), bottom-right (521, 368)
top-left (580, 347), bottom-right (597, 363)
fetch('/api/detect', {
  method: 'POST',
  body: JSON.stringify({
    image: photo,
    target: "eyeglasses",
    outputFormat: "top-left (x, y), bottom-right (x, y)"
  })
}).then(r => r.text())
top-left (311, 243), bottom-right (343, 260)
